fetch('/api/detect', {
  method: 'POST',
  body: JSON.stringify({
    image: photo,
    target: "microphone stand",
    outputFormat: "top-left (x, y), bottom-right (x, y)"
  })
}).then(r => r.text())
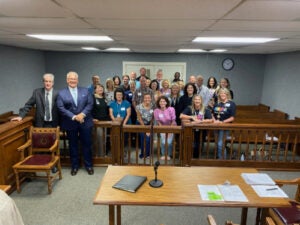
top-left (149, 162), bottom-right (163, 188)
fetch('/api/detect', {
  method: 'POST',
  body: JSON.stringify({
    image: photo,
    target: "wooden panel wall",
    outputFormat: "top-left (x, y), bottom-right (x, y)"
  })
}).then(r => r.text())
top-left (0, 117), bottom-right (32, 186)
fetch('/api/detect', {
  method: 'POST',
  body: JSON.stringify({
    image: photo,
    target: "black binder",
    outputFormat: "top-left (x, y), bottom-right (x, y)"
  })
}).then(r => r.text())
top-left (112, 175), bottom-right (147, 193)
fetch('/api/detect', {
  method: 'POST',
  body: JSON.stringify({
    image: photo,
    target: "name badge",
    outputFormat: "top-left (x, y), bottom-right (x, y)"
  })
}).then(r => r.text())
top-left (159, 113), bottom-right (164, 118)
top-left (129, 93), bottom-right (132, 96)
top-left (138, 92), bottom-right (142, 96)
top-left (225, 103), bottom-right (230, 107)
top-left (121, 107), bottom-right (126, 111)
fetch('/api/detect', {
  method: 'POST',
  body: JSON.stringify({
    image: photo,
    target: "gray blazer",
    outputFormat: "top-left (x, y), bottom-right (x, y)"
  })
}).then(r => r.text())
top-left (19, 88), bottom-right (59, 127)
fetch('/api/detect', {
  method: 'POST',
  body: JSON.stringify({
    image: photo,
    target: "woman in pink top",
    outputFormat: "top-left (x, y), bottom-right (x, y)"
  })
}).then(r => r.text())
top-left (154, 95), bottom-right (176, 160)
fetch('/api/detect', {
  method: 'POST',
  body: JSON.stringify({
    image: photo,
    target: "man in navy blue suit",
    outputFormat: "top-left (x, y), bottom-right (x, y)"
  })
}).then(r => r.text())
top-left (57, 71), bottom-right (94, 176)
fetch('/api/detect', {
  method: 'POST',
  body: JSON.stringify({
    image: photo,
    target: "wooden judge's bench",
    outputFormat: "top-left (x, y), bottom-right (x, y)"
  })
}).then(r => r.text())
top-left (0, 117), bottom-right (33, 189)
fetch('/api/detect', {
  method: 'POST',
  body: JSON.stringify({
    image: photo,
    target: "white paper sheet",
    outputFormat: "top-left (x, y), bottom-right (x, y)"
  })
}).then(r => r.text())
top-left (198, 185), bottom-right (224, 201)
top-left (241, 173), bottom-right (275, 185)
top-left (251, 185), bottom-right (288, 198)
top-left (218, 185), bottom-right (249, 202)
top-left (198, 184), bottom-right (249, 202)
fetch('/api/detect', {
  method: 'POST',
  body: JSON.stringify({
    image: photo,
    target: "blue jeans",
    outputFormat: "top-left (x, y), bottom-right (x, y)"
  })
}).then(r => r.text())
top-left (215, 130), bottom-right (229, 159)
top-left (140, 133), bottom-right (151, 157)
top-left (160, 133), bottom-right (173, 156)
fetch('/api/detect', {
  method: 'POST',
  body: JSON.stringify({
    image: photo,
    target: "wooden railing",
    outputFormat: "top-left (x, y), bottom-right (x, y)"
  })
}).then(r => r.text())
top-left (183, 122), bottom-right (300, 170)
top-left (59, 120), bottom-right (300, 170)
top-left (0, 111), bottom-right (16, 124)
top-left (2, 104), bottom-right (299, 190)
top-left (121, 124), bottom-right (183, 166)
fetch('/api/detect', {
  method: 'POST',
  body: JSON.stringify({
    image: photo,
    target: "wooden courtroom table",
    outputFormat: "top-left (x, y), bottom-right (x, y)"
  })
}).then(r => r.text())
top-left (93, 166), bottom-right (291, 225)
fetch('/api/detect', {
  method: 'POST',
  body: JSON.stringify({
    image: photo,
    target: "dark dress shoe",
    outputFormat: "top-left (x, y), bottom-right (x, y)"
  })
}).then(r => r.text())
top-left (86, 168), bottom-right (94, 175)
top-left (71, 168), bottom-right (78, 176)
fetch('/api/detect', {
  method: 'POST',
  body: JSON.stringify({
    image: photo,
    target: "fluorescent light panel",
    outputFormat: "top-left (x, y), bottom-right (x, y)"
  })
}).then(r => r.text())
top-left (27, 34), bottom-right (113, 41)
top-left (178, 49), bottom-right (227, 53)
top-left (178, 49), bottom-right (207, 53)
top-left (81, 47), bottom-right (100, 51)
top-left (209, 49), bottom-right (227, 53)
top-left (193, 37), bottom-right (279, 43)
top-left (105, 48), bottom-right (130, 52)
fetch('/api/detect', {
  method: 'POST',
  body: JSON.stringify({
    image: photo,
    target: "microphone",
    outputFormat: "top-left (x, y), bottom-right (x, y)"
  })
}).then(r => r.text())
top-left (149, 161), bottom-right (163, 188)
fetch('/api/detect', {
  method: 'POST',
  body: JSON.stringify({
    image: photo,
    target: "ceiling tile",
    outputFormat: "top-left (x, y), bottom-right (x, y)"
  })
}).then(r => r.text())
top-left (0, 0), bottom-right (72, 17)
top-left (224, 0), bottom-right (300, 21)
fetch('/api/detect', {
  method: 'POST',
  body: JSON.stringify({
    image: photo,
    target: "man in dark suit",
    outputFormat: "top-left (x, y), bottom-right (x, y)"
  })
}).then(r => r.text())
top-left (56, 71), bottom-right (94, 176)
top-left (11, 73), bottom-right (59, 127)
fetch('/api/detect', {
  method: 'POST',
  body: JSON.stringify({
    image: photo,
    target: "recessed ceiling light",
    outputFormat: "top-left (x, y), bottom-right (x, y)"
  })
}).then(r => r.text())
top-left (27, 34), bottom-right (113, 41)
top-left (105, 48), bottom-right (130, 52)
top-left (209, 49), bottom-right (227, 53)
top-left (178, 49), bottom-right (207, 53)
top-left (81, 47), bottom-right (100, 51)
top-left (192, 37), bottom-right (279, 43)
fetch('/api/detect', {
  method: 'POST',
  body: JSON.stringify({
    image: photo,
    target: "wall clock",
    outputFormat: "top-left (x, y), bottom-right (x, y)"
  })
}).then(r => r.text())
top-left (222, 58), bottom-right (234, 71)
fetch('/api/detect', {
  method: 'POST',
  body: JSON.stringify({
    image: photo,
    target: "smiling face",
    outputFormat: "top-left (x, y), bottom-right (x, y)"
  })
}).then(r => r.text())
top-left (67, 72), bottom-right (78, 88)
top-left (156, 70), bottom-right (163, 80)
top-left (171, 84), bottom-right (179, 95)
top-left (219, 89), bottom-right (228, 102)
top-left (43, 74), bottom-right (54, 91)
top-left (115, 92), bottom-right (123, 102)
top-left (140, 67), bottom-right (146, 76)
top-left (123, 76), bottom-right (129, 85)
top-left (186, 85), bottom-right (194, 96)
top-left (220, 78), bottom-right (228, 88)
top-left (140, 76), bottom-right (146, 88)
top-left (150, 81), bottom-right (158, 90)
top-left (130, 81), bottom-right (136, 91)
top-left (130, 72), bottom-right (136, 80)
top-left (209, 78), bottom-right (215, 88)
top-left (143, 94), bottom-right (152, 105)
top-left (95, 85), bottom-right (104, 95)
top-left (92, 75), bottom-right (100, 85)
top-left (196, 76), bottom-right (204, 86)
top-left (193, 95), bottom-right (202, 109)
top-left (162, 80), bottom-right (169, 89)
top-left (159, 98), bottom-right (167, 109)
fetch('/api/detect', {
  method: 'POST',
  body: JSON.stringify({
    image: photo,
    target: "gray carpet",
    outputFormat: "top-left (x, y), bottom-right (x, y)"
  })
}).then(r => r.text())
top-left (10, 167), bottom-right (299, 225)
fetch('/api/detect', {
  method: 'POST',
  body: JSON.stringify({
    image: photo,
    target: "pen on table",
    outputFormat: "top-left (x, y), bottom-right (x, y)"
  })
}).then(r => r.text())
top-left (266, 187), bottom-right (278, 191)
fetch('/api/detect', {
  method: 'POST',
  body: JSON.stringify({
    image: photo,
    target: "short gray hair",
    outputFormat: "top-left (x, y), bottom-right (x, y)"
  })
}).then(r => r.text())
top-left (67, 71), bottom-right (79, 79)
top-left (43, 73), bottom-right (54, 82)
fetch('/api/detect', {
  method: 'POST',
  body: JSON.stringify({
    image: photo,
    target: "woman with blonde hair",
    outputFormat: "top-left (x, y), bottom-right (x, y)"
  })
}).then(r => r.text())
top-left (105, 78), bottom-right (114, 105)
top-left (213, 88), bottom-right (236, 159)
top-left (180, 95), bottom-right (213, 158)
top-left (160, 79), bottom-right (171, 97)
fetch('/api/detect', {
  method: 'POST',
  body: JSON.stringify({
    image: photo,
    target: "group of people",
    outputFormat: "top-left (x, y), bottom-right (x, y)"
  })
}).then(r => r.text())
top-left (11, 68), bottom-right (236, 176)
top-left (12, 72), bottom-right (94, 176)
top-left (92, 68), bottom-right (236, 160)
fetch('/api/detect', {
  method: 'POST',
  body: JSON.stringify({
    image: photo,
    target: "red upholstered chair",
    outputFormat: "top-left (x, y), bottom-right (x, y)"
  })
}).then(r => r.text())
top-left (268, 178), bottom-right (300, 225)
top-left (13, 126), bottom-right (62, 194)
